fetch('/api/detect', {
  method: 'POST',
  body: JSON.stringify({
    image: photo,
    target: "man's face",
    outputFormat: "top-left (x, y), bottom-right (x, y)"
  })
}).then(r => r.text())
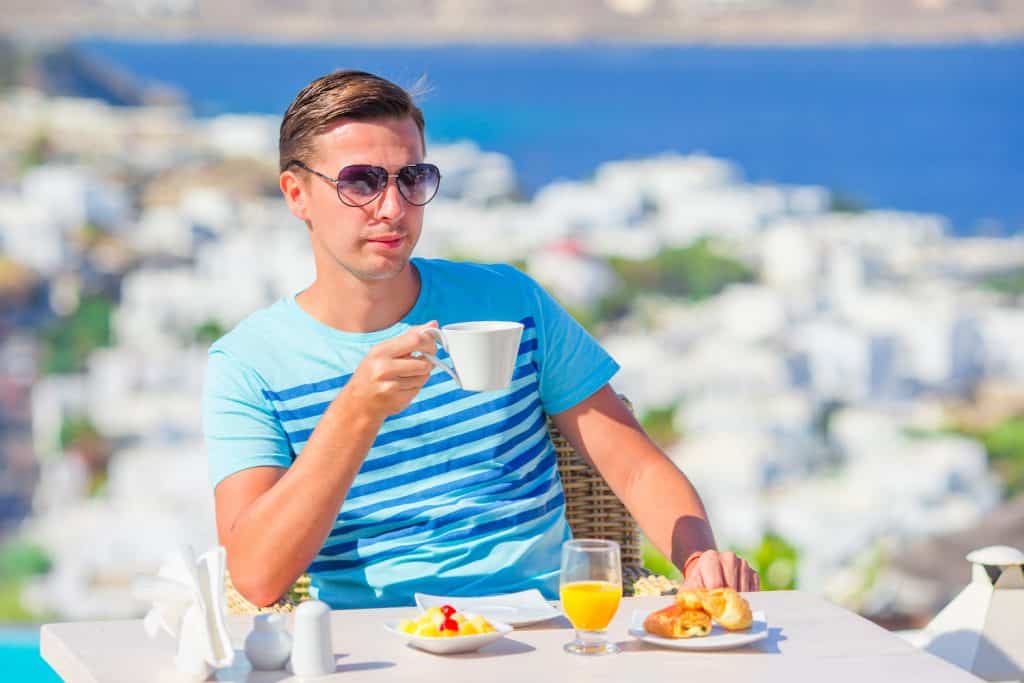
top-left (285, 116), bottom-right (426, 282)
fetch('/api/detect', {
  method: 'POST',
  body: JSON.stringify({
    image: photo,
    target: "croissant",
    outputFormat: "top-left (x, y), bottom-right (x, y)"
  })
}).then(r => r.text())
top-left (673, 589), bottom-right (705, 610)
top-left (699, 588), bottom-right (753, 631)
top-left (643, 602), bottom-right (712, 639)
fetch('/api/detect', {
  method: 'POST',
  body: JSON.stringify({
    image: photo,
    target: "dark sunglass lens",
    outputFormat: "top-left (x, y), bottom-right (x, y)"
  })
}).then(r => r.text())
top-left (337, 166), bottom-right (385, 203)
top-left (397, 164), bottom-right (440, 205)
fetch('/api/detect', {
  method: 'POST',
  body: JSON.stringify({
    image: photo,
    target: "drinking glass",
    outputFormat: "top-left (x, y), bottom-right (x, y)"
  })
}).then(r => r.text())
top-left (559, 539), bottom-right (622, 655)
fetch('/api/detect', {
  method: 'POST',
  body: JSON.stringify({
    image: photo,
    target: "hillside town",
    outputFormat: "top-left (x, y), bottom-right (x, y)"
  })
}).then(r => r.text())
top-left (1, 84), bottom-right (1023, 629)
top-left (4, 0), bottom-right (1023, 44)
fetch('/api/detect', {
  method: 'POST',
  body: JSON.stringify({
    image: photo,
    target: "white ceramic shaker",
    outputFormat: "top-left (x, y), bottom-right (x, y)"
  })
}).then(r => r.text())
top-left (244, 613), bottom-right (292, 671)
top-left (289, 600), bottom-right (336, 678)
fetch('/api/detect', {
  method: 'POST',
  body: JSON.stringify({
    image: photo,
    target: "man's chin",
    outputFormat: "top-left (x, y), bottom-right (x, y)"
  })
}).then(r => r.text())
top-left (343, 257), bottom-right (409, 282)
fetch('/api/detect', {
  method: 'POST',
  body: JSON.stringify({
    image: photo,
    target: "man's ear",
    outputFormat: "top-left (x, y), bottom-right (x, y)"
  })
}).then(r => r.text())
top-left (280, 170), bottom-right (311, 223)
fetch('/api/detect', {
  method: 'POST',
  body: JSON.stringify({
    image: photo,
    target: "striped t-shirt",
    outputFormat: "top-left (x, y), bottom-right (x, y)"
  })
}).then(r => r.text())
top-left (202, 258), bottom-right (619, 608)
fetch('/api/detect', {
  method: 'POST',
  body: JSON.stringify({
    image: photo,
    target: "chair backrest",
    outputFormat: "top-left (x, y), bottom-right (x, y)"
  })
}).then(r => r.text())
top-left (547, 408), bottom-right (643, 573)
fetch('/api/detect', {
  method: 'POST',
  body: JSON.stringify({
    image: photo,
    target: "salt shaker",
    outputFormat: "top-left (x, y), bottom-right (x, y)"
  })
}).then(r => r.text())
top-left (289, 600), bottom-right (336, 678)
top-left (244, 613), bottom-right (292, 671)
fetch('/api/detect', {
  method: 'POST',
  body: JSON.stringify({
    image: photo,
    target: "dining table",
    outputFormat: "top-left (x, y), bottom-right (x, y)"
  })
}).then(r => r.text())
top-left (40, 590), bottom-right (983, 682)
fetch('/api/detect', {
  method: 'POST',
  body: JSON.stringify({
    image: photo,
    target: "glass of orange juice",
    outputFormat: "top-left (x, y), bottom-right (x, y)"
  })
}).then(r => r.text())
top-left (559, 539), bottom-right (622, 655)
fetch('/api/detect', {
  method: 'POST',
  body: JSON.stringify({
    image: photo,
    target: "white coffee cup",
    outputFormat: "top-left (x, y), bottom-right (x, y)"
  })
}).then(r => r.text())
top-left (422, 321), bottom-right (525, 392)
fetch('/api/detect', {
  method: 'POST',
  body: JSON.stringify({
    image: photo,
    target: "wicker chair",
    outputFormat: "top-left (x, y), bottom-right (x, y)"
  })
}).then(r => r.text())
top-left (224, 399), bottom-right (679, 615)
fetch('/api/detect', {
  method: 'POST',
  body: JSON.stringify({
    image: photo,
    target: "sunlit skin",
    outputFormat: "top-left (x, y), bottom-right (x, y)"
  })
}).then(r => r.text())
top-left (279, 116), bottom-right (426, 333)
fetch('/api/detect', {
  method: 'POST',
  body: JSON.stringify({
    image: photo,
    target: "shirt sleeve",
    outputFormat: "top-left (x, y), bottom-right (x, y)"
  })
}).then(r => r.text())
top-left (202, 349), bottom-right (293, 489)
top-left (512, 267), bottom-right (620, 415)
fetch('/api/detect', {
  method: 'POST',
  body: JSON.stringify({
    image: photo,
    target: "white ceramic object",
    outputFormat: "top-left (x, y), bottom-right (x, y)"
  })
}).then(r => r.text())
top-left (245, 613), bottom-right (292, 671)
top-left (414, 590), bottom-right (561, 627)
top-left (132, 546), bottom-right (235, 680)
top-left (422, 321), bottom-right (524, 391)
top-left (289, 600), bottom-right (336, 678)
top-left (384, 619), bottom-right (514, 654)
top-left (965, 545), bottom-right (1024, 566)
top-left (924, 544), bottom-right (1024, 681)
top-left (627, 609), bottom-right (770, 651)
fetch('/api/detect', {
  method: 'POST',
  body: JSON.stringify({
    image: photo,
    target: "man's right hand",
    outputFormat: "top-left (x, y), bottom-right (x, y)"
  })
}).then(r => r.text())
top-left (344, 322), bottom-right (439, 421)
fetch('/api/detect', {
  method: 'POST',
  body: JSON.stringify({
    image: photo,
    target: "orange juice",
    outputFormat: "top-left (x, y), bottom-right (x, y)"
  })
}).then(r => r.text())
top-left (560, 580), bottom-right (622, 630)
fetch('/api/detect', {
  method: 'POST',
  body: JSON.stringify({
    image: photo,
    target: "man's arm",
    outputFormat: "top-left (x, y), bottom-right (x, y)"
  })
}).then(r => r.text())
top-left (213, 326), bottom-right (437, 606)
top-left (551, 384), bottom-right (759, 590)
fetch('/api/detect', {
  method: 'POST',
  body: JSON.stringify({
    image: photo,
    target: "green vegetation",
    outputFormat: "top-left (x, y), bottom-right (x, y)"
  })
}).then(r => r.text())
top-left (0, 541), bottom-right (52, 578)
top-left (828, 191), bottom-right (867, 214)
top-left (640, 405), bottom-right (681, 448)
top-left (193, 320), bottom-right (227, 345)
top-left (40, 294), bottom-right (114, 374)
top-left (608, 239), bottom-right (754, 302)
top-left (564, 240), bottom-right (754, 332)
top-left (58, 416), bottom-right (101, 452)
top-left (959, 417), bottom-right (1024, 498)
top-left (57, 415), bottom-right (111, 495)
top-left (641, 538), bottom-right (682, 581)
top-left (734, 532), bottom-right (799, 591)
top-left (915, 416), bottom-right (1024, 498)
top-left (17, 131), bottom-right (54, 173)
top-left (981, 267), bottom-right (1024, 297)
top-left (0, 541), bottom-right (53, 623)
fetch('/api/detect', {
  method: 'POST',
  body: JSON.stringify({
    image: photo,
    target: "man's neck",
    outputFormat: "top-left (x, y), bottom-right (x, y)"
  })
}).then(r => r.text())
top-left (297, 261), bottom-right (421, 334)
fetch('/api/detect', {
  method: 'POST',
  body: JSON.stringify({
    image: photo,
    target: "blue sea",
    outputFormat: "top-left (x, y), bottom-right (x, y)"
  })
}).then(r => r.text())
top-left (77, 40), bottom-right (1024, 235)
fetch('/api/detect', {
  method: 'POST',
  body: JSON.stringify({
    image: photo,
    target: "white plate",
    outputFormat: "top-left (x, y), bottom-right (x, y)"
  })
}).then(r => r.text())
top-left (628, 609), bottom-right (769, 651)
top-left (414, 590), bottom-right (561, 627)
top-left (384, 619), bottom-right (514, 654)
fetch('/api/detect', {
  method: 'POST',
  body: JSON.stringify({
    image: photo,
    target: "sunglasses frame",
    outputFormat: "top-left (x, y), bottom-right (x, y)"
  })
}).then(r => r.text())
top-left (286, 159), bottom-right (442, 207)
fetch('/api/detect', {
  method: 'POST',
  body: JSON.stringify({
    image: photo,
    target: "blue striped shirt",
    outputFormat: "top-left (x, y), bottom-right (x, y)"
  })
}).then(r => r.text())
top-left (202, 258), bottom-right (619, 608)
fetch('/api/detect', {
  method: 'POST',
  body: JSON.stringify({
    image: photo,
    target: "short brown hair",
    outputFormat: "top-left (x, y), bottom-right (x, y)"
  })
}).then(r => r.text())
top-left (278, 70), bottom-right (426, 171)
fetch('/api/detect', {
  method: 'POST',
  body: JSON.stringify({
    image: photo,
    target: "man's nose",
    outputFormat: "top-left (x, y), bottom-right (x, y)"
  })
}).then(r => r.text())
top-left (373, 177), bottom-right (406, 222)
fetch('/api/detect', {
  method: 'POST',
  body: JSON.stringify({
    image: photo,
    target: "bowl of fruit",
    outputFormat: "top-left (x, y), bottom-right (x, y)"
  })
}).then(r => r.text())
top-left (385, 605), bottom-right (514, 654)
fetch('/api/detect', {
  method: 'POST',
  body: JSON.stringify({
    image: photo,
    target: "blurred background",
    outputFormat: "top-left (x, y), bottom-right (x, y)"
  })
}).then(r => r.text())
top-left (0, 1), bottom-right (1022, 680)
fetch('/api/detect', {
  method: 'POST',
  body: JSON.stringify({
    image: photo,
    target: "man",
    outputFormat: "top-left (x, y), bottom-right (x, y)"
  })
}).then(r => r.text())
top-left (203, 70), bottom-right (758, 609)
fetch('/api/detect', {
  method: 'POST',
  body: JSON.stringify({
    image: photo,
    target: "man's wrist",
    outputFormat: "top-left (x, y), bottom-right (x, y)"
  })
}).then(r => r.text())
top-left (333, 386), bottom-right (386, 433)
top-left (682, 550), bottom-right (704, 578)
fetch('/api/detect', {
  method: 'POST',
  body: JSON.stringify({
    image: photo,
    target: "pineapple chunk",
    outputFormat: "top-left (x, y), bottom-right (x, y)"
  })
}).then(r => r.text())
top-left (468, 615), bottom-right (495, 634)
top-left (414, 622), bottom-right (441, 638)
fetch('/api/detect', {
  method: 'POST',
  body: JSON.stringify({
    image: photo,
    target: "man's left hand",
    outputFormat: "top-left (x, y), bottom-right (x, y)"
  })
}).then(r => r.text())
top-left (681, 550), bottom-right (760, 592)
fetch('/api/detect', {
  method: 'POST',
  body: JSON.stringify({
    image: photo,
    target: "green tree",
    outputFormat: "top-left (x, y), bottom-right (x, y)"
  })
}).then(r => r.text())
top-left (58, 415), bottom-right (111, 496)
top-left (829, 191), bottom-right (867, 214)
top-left (982, 268), bottom-right (1024, 297)
top-left (41, 294), bottom-right (114, 374)
top-left (609, 239), bottom-right (754, 302)
top-left (737, 532), bottom-right (799, 590)
top-left (17, 130), bottom-right (53, 174)
top-left (193, 319), bottom-right (227, 345)
top-left (641, 538), bottom-right (682, 581)
top-left (0, 541), bottom-right (53, 623)
top-left (640, 405), bottom-right (681, 448)
top-left (974, 417), bottom-right (1024, 498)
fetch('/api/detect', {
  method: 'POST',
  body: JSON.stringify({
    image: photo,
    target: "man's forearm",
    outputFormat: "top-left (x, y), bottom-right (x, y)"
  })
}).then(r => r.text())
top-left (551, 386), bottom-right (718, 575)
top-left (223, 389), bottom-right (382, 605)
top-left (625, 455), bottom-right (718, 572)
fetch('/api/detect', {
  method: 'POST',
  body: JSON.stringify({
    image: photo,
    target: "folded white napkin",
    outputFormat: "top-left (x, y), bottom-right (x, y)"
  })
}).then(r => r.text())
top-left (133, 546), bottom-right (235, 679)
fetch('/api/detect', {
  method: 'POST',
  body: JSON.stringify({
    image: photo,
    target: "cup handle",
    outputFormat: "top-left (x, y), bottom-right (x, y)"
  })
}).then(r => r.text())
top-left (421, 328), bottom-right (460, 385)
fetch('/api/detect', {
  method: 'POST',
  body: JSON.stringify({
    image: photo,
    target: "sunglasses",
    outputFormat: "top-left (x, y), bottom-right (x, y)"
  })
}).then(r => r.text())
top-left (287, 160), bottom-right (442, 207)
